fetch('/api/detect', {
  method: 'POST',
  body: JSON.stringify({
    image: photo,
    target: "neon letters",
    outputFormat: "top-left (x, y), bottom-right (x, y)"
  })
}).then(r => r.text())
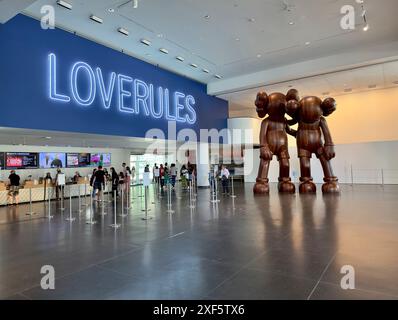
top-left (48, 53), bottom-right (197, 124)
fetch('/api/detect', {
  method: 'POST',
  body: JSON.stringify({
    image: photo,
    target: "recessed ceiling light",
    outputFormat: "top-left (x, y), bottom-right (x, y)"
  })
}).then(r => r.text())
top-left (368, 84), bottom-right (377, 89)
top-left (214, 74), bottom-right (222, 79)
top-left (117, 27), bottom-right (129, 36)
top-left (204, 15), bottom-right (211, 19)
top-left (344, 88), bottom-right (352, 92)
top-left (190, 63), bottom-right (198, 68)
top-left (235, 37), bottom-right (240, 41)
top-left (305, 41), bottom-right (311, 46)
top-left (256, 54), bottom-right (262, 58)
top-left (176, 56), bottom-right (185, 62)
top-left (248, 18), bottom-right (255, 22)
top-left (56, 0), bottom-right (72, 10)
top-left (90, 15), bottom-right (103, 24)
top-left (159, 48), bottom-right (169, 54)
top-left (289, 21), bottom-right (295, 25)
top-left (202, 68), bottom-right (210, 73)
top-left (140, 39), bottom-right (151, 46)
top-left (108, 8), bottom-right (115, 13)
top-left (44, 136), bottom-right (52, 140)
top-left (157, 33), bottom-right (164, 38)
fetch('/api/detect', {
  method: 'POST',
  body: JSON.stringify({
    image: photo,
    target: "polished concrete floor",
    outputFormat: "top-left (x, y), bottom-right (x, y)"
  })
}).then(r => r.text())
top-left (0, 182), bottom-right (397, 300)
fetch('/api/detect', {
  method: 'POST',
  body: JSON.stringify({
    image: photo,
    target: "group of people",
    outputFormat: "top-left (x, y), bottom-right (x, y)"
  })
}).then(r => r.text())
top-left (4, 162), bottom-right (231, 205)
top-left (90, 163), bottom-right (135, 200)
top-left (209, 164), bottom-right (231, 195)
top-left (153, 163), bottom-right (195, 190)
top-left (4, 162), bottom-right (136, 205)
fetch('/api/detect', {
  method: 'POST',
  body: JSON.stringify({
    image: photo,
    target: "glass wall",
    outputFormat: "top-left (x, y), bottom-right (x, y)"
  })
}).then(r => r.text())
top-left (130, 154), bottom-right (167, 181)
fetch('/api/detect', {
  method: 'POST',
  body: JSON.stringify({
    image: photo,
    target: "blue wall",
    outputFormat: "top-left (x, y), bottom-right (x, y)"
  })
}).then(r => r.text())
top-left (0, 15), bottom-right (228, 139)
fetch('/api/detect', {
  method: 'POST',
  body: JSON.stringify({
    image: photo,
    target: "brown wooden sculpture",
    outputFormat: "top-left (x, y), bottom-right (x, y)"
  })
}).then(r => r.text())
top-left (285, 89), bottom-right (339, 194)
top-left (253, 91), bottom-right (295, 194)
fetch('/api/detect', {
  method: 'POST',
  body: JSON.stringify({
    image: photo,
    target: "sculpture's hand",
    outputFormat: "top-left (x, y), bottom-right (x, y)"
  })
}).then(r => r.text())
top-left (324, 145), bottom-right (335, 160)
top-left (285, 124), bottom-right (297, 137)
top-left (260, 146), bottom-right (273, 160)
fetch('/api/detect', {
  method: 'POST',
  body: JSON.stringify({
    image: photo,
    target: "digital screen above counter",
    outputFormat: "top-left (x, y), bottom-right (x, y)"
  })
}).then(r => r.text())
top-left (6, 153), bottom-right (39, 169)
top-left (39, 152), bottom-right (66, 168)
top-left (0, 152), bottom-right (4, 169)
top-left (90, 153), bottom-right (111, 167)
top-left (66, 153), bottom-right (92, 168)
top-left (0, 152), bottom-right (111, 170)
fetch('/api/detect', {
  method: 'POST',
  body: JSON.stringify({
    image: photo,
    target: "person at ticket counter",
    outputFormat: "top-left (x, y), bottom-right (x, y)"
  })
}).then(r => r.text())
top-left (44, 172), bottom-right (53, 182)
top-left (91, 166), bottom-right (106, 201)
top-left (7, 170), bottom-right (20, 205)
top-left (55, 168), bottom-right (64, 200)
top-left (73, 171), bottom-right (81, 183)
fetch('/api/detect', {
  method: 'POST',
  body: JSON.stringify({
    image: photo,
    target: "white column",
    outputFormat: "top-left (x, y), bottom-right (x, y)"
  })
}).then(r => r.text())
top-left (196, 142), bottom-right (210, 188)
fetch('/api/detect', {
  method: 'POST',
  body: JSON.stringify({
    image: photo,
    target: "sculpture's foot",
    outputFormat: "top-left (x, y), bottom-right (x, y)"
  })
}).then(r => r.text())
top-left (278, 178), bottom-right (295, 194)
top-left (322, 177), bottom-right (340, 194)
top-left (299, 178), bottom-right (316, 194)
top-left (253, 178), bottom-right (269, 195)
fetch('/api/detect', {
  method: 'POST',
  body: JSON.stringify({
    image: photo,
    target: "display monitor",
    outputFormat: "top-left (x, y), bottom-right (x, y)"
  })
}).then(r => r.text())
top-left (6, 152), bottom-right (38, 169)
top-left (39, 152), bottom-right (66, 168)
top-left (66, 153), bottom-right (79, 168)
top-left (78, 153), bottom-right (91, 167)
top-left (90, 153), bottom-right (111, 167)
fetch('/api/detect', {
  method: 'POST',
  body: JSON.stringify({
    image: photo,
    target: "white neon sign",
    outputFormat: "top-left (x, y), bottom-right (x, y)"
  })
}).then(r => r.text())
top-left (48, 53), bottom-right (197, 124)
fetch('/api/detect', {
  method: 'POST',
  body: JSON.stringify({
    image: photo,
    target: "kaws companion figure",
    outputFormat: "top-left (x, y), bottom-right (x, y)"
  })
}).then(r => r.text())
top-left (253, 91), bottom-right (296, 194)
top-left (285, 89), bottom-right (340, 194)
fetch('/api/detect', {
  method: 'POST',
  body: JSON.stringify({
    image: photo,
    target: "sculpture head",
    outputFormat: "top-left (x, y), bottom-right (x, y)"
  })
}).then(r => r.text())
top-left (286, 94), bottom-right (336, 123)
top-left (255, 91), bottom-right (290, 119)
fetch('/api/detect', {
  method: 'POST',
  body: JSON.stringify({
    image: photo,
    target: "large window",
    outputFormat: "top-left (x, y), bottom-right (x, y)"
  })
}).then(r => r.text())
top-left (130, 154), bottom-right (167, 181)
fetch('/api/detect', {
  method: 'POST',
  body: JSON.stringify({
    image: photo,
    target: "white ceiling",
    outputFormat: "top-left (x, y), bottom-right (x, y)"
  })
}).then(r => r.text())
top-left (22, 0), bottom-right (398, 86)
top-left (0, 127), bottom-right (155, 152)
top-left (224, 60), bottom-right (398, 115)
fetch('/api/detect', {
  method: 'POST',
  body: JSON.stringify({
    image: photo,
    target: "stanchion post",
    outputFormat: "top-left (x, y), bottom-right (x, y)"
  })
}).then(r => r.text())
top-left (189, 180), bottom-right (195, 209)
top-left (166, 183), bottom-right (174, 213)
top-left (110, 190), bottom-right (120, 228)
top-left (66, 185), bottom-right (75, 222)
top-left (47, 187), bottom-right (53, 219)
top-left (350, 164), bottom-right (354, 186)
top-left (86, 190), bottom-right (97, 225)
top-left (381, 168), bottom-right (384, 187)
top-left (230, 175), bottom-right (237, 198)
top-left (78, 184), bottom-right (83, 213)
top-left (119, 186), bottom-right (127, 217)
top-left (26, 187), bottom-right (35, 216)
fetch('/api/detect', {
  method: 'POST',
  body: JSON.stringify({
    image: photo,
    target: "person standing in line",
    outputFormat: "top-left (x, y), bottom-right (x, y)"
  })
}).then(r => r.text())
top-left (55, 168), bottom-right (65, 200)
top-left (180, 165), bottom-right (189, 189)
top-left (110, 167), bottom-right (119, 198)
top-left (170, 163), bottom-right (177, 188)
top-left (125, 166), bottom-right (132, 192)
top-left (220, 164), bottom-right (230, 195)
top-left (7, 170), bottom-right (20, 205)
top-left (118, 171), bottom-right (125, 196)
top-left (154, 164), bottom-right (160, 185)
top-left (92, 166), bottom-right (106, 201)
top-left (159, 164), bottom-right (165, 189)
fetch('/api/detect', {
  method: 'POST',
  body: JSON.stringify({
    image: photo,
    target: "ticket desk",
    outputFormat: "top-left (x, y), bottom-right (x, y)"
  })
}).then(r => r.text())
top-left (0, 177), bottom-right (95, 205)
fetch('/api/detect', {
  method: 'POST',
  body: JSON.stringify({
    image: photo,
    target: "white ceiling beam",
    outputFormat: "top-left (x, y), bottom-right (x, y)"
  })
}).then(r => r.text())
top-left (208, 41), bottom-right (398, 96)
top-left (0, 0), bottom-right (37, 24)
